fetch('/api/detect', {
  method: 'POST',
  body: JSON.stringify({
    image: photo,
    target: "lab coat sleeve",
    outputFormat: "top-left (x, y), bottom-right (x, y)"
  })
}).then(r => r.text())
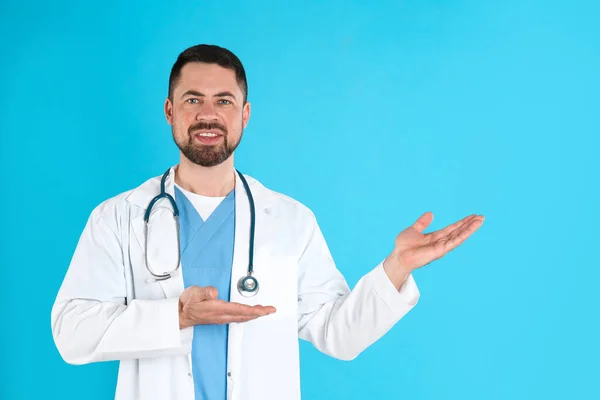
top-left (297, 212), bottom-right (420, 361)
top-left (51, 208), bottom-right (193, 365)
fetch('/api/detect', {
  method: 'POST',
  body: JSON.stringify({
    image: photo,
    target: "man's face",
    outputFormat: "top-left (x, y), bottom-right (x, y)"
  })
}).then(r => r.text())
top-left (165, 62), bottom-right (250, 167)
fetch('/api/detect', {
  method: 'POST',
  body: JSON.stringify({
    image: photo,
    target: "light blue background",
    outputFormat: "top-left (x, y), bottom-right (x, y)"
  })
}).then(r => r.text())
top-left (1, 1), bottom-right (598, 399)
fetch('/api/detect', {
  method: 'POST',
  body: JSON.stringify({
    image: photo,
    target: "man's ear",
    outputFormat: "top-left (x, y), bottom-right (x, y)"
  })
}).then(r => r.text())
top-left (164, 98), bottom-right (173, 124)
top-left (242, 101), bottom-right (251, 129)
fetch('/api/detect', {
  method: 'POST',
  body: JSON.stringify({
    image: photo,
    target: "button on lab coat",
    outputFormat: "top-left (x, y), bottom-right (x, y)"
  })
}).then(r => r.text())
top-left (51, 166), bottom-right (420, 400)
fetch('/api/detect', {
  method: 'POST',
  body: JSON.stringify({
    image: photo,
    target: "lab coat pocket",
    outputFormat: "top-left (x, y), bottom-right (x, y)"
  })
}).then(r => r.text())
top-left (245, 254), bottom-right (298, 320)
top-left (238, 254), bottom-right (301, 400)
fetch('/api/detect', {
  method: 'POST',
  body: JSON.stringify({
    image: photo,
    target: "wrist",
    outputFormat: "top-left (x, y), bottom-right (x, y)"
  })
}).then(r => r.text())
top-left (178, 298), bottom-right (192, 330)
top-left (383, 253), bottom-right (411, 291)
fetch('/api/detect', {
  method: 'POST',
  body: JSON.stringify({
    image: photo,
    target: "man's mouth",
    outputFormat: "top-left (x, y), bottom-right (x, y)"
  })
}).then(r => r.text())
top-left (193, 131), bottom-right (224, 144)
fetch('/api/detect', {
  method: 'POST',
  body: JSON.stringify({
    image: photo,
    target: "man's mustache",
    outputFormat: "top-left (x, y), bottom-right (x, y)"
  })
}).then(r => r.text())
top-left (189, 121), bottom-right (228, 135)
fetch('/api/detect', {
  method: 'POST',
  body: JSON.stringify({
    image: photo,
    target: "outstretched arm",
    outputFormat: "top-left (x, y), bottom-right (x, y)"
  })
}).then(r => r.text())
top-left (297, 211), bottom-right (484, 361)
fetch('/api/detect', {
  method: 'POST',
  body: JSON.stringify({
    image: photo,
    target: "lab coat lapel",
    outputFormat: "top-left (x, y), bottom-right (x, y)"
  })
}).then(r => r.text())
top-left (226, 170), bottom-right (275, 398)
top-left (129, 167), bottom-right (185, 299)
top-left (227, 171), bottom-right (249, 393)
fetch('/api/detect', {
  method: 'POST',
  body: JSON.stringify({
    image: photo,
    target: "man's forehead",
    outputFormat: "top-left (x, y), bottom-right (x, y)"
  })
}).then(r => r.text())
top-left (176, 62), bottom-right (240, 93)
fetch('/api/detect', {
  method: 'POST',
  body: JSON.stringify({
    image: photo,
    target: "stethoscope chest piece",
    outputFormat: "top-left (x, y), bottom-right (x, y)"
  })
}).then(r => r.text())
top-left (237, 274), bottom-right (259, 297)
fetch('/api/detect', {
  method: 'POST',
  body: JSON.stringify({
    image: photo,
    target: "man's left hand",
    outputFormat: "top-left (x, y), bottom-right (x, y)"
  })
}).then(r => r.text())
top-left (383, 212), bottom-right (485, 290)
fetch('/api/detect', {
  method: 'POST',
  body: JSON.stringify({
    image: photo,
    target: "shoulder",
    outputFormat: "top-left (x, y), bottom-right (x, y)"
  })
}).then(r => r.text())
top-left (83, 190), bottom-right (134, 235)
top-left (86, 173), bottom-right (161, 230)
top-left (242, 173), bottom-right (318, 227)
top-left (243, 174), bottom-right (323, 258)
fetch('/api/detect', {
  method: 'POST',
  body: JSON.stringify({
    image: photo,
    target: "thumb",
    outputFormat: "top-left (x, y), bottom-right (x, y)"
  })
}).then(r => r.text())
top-left (412, 211), bottom-right (434, 233)
top-left (198, 286), bottom-right (218, 301)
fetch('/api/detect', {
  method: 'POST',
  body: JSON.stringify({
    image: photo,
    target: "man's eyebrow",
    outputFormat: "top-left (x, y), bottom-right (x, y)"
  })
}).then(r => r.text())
top-left (180, 90), bottom-right (237, 99)
top-left (214, 91), bottom-right (236, 98)
top-left (180, 90), bottom-right (204, 99)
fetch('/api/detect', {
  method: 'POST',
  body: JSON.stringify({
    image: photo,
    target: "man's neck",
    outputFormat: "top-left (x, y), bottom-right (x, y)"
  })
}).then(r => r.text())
top-left (174, 156), bottom-right (235, 197)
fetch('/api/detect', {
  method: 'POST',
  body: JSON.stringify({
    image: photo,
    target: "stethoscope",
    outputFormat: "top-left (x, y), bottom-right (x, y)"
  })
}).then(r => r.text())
top-left (143, 168), bottom-right (259, 297)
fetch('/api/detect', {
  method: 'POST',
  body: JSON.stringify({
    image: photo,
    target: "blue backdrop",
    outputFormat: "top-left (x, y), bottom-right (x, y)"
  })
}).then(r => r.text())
top-left (1, 1), bottom-right (598, 399)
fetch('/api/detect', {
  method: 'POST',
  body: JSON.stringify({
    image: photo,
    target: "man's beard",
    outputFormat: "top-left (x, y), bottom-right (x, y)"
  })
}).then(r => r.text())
top-left (173, 120), bottom-right (242, 167)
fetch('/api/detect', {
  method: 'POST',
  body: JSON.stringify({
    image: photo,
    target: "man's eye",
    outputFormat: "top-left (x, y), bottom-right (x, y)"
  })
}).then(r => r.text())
top-left (218, 99), bottom-right (231, 105)
top-left (186, 99), bottom-right (199, 104)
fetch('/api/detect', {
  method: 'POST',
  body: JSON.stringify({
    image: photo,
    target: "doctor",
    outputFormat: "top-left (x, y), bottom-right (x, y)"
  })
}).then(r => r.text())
top-left (51, 44), bottom-right (484, 400)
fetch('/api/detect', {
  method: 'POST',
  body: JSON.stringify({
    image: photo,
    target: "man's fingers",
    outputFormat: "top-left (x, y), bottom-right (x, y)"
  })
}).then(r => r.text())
top-left (213, 301), bottom-right (276, 317)
top-left (442, 216), bottom-right (484, 251)
top-left (184, 299), bottom-right (277, 326)
top-left (412, 211), bottom-right (434, 233)
top-left (199, 286), bottom-right (218, 301)
top-left (429, 214), bottom-right (479, 242)
top-left (210, 304), bottom-right (277, 324)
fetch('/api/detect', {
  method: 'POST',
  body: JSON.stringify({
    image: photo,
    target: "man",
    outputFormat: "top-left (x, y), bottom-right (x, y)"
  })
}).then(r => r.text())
top-left (51, 44), bottom-right (484, 400)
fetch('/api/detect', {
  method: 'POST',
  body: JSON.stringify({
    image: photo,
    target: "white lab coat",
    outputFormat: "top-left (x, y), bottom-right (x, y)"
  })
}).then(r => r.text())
top-left (51, 166), bottom-right (420, 400)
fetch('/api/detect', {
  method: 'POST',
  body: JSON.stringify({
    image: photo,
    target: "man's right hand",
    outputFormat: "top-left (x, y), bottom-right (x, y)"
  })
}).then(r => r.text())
top-left (178, 285), bottom-right (276, 329)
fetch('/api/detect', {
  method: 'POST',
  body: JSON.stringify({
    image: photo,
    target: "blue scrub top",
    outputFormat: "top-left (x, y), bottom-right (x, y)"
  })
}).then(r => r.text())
top-left (175, 186), bottom-right (235, 400)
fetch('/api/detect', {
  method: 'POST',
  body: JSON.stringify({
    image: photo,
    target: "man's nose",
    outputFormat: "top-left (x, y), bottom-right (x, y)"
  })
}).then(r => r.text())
top-left (195, 101), bottom-right (218, 120)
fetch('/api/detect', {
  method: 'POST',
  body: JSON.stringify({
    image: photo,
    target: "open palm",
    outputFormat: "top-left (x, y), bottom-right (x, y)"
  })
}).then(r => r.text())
top-left (393, 212), bottom-right (484, 271)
